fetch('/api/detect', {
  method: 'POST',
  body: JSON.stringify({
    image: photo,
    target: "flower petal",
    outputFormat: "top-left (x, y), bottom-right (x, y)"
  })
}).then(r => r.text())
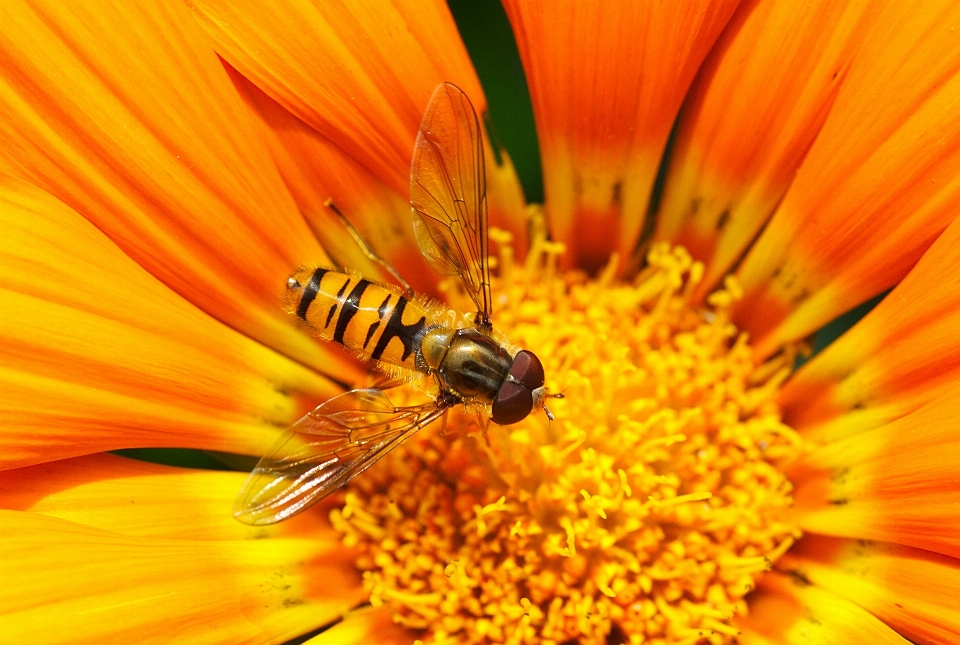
top-left (788, 388), bottom-right (960, 559)
top-left (225, 65), bottom-right (437, 296)
top-left (0, 453), bottom-right (335, 541)
top-left (0, 1), bottom-right (342, 372)
top-left (778, 535), bottom-right (960, 645)
top-left (503, 0), bottom-right (740, 272)
top-left (731, 0), bottom-right (960, 356)
top-left (304, 607), bottom-right (409, 645)
top-left (739, 572), bottom-right (912, 645)
top-left (780, 215), bottom-right (960, 442)
top-left (654, 0), bottom-right (879, 300)
top-left (0, 177), bottom-right (341, 468)
top-left (188, 0), bottom-right (527, 243)
top-left (0, 510), bottom-right (364, 644)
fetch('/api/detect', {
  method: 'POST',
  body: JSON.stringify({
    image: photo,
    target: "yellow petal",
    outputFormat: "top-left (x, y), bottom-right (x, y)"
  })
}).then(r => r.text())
top-left (0, 2), bottom-right (341, 372)
top-left (739, 572), bottom-right (911, 644)
top-left (503, 0), bottom-right (740, 272)
top-left (779, 535), bottom-right (960, 645)
top-left (226, 65), bottom-right (438, 296)
top-left (732, 0), bottom-right (960, 356)
top-left (0, 177), bottom-right (341, 468)
top-left (788, 388), bottom-right (960, 559)
top-left (0, 510), bottom-right (364, 644)
top-left (188, 0), bottom-right (527, 244)
top-left (0, 453), bottom-right (337, 541)
top-left (654, 0), bottom-right (879, 301)
top-left (304, 606), bottom-right (410, 645)
top-left (780, 215), bottom-right (960, 442)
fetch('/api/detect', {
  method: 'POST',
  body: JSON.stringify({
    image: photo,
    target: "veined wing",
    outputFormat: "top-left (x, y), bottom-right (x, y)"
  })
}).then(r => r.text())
top-left (234, 389), bottom-right (448, 526)
top-left (410, 82), bottom-right (492, 331)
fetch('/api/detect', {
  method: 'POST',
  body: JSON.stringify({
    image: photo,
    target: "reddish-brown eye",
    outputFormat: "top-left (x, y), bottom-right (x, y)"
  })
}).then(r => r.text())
top-left (491, 350), bottom-right (546, 425)
top-left (491, 381), bottom-right (533, 425)
top-left (509, 350), bottom-right (545, 390)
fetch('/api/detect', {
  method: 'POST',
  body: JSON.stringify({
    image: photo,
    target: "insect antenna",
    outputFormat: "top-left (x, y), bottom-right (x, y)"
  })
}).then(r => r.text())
top-left (543, 392), bottom-right (565, 422)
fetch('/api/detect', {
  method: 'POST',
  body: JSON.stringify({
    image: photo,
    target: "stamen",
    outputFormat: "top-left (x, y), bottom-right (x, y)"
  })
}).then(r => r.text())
top-left (334, 230), bottom-right (804, 644)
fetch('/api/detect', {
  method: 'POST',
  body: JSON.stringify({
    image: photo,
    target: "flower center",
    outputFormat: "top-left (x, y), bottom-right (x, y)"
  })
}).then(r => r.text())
top-left (331, 225), bottom-right (803, 644)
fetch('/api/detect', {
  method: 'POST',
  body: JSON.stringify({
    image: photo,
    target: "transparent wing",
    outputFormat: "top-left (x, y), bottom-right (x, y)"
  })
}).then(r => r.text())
top-left (410, 82), bottom-right (492, 330)
top-left (234, 389), bottom-right (447, 526)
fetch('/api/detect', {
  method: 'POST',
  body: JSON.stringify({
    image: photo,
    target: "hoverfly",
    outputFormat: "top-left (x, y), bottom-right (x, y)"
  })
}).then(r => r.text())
top-left (234, 83), bottom-right (560, 526)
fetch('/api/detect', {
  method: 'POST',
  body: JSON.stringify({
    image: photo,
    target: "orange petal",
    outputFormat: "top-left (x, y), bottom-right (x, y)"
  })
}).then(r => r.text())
top-left (0, 453), bottom-right (338, 541)
top-left (788, 388), bottom-right (960, 559)
top-left (740, 572), bottom-right (911, 645)
top-left (0, 510), bottom-right (364, 644)
top-left (654, 0), bottom-right (879, 300)
top-left (0, 2), bottom-right (346, 374)
top-left (225, 65), bottom-right (438, 296)
top-left (304, 607), bottom-right (410, 645)
top-left (779, 215), bottom-right (960, 442)
top-left (778, 535), bottom-right (960, 645)
top-left (0, 177), bottom-right (341, 468)
top-left (732, 0), bottom-right (960, 356)
top-left (503, 0), bottom-right (740, 272)
top-left (188, 0), bottom-right (527, 245)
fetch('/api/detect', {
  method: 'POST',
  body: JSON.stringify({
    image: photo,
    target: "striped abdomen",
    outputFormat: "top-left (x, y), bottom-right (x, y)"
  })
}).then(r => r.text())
top-left (286, 268), bottom-right (431, 372)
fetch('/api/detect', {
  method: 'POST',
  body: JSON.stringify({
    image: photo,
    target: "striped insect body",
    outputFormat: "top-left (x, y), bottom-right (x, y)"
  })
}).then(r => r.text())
top-left (285, 267), bottom-right (435, 374)
top-left (235, 83), bottom-right (562, 526)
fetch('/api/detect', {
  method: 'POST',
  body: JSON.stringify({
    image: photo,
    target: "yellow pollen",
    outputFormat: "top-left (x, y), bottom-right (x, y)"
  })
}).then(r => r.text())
top-left (330, 226), bottom-right (803, 644)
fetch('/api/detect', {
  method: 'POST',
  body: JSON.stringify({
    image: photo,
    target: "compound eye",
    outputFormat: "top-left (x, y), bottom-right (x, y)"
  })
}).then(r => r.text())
top-left (491, 381), bottom-right (534, 425)
top-left (509, 350), bottom-right (545, 390)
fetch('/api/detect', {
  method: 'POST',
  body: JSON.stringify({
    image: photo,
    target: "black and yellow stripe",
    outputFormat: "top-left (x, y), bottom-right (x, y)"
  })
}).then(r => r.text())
top-left (286, 268), bottom-right (430, 372)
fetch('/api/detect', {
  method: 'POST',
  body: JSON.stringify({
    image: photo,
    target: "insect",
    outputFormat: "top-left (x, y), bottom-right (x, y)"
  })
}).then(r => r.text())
top-left (234, 82), bottom-right (560, 526)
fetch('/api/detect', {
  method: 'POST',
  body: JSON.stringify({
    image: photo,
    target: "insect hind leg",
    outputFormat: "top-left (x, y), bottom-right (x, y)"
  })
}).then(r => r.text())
top-left (325, 199), bottom-right (414, 298)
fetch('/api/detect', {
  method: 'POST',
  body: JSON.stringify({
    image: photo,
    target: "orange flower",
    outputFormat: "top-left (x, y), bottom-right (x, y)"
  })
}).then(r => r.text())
top-left (2, 1), bottom-right (959, 644)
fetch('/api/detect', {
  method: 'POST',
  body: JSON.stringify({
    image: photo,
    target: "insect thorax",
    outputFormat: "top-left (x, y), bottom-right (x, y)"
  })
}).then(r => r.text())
top-left (431, 328), bottom-right (513, 403)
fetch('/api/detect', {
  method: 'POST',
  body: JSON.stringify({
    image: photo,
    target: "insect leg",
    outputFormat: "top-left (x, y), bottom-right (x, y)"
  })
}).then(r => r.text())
top-left (437, 409), bottom-right (449, 435)
top-left (325, 199), bottom-right (415, 298)
top-left (370, 374), bottom-right (408, 391)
